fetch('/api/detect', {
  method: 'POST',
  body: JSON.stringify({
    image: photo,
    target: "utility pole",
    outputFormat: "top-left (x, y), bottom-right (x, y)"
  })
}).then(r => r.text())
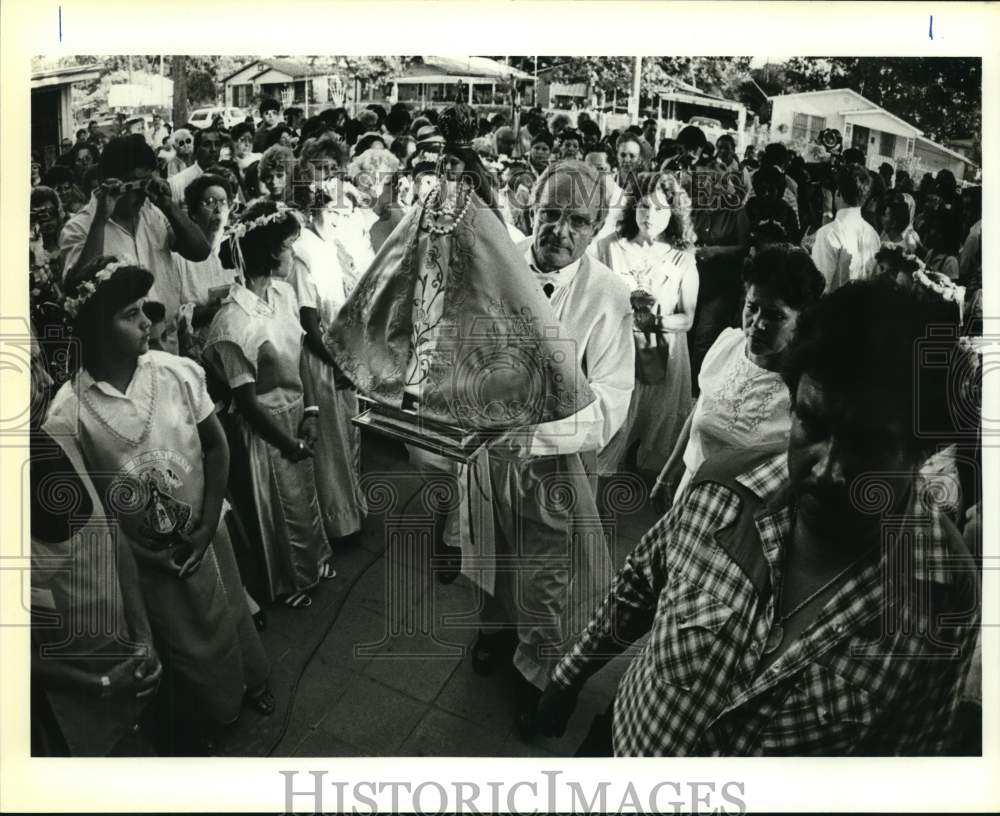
top-left (171, 55), bottom-right (188, 128)
top-left (629, 55), bottom-right (642, 124)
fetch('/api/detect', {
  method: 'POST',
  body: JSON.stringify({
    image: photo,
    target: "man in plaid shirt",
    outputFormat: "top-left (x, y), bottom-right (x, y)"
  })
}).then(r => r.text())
top-left (535, 281), bottom-right (980, 755)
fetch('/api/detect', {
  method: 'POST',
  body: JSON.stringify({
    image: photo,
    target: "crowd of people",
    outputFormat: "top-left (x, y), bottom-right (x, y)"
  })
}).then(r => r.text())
top-left (28, 90), bottom-right (983, 757)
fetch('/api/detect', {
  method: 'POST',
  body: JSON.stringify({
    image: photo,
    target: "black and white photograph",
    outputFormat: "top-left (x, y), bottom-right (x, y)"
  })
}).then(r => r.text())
top-left (3, 1), bottom-right (997, 812)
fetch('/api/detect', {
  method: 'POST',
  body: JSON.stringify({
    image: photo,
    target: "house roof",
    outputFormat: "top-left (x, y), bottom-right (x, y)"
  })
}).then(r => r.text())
top-left (222, 59), bottom-right (330, 84)
top-left (771, 86), bottom-right (930, 138)
top-left (916, 135), bottom-right (978, 166)
top-left (767, 87), bottom-right (875, 108)
top-left (840, 107), bottom-right (922, 136)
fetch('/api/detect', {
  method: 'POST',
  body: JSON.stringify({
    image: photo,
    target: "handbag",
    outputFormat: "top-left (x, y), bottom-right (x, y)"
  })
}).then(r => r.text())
top-left (632, 293), bottom-right (670, 385)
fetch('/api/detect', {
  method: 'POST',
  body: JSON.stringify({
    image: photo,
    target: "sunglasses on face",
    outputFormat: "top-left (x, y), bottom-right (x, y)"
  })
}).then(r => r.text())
top-left (176, 138), bottom-right (194, 146)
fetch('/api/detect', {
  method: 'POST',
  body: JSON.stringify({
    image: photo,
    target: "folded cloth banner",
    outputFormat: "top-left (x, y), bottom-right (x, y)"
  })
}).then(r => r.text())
top-left (327, 187), bottom-right (595, 431)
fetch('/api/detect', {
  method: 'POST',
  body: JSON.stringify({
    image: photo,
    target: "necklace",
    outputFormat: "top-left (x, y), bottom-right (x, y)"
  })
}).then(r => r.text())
top-left (422, 185), bottom-right (473, 235)
top-left (80, 365), bottom-right (158, 449)
top-left (763, 555), bottom-right (858, 655)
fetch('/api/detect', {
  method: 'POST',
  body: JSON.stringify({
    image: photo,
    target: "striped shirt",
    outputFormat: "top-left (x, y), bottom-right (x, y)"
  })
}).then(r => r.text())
top-left (552, 453), bottom-right (979, 756)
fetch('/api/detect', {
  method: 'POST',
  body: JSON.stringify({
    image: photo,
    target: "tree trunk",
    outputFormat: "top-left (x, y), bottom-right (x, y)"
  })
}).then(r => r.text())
top-left (171, 55), bottom-right (188, 128)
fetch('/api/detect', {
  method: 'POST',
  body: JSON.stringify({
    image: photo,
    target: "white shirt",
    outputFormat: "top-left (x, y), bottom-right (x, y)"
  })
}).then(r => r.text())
top-left (167, 162), bottom-right (204, 206)
top-left (810, 206), bottom-right (881, 292)
top-left (519, 242), bottom-right (635, 460)
top-left (683, 327), bottom-right (790, 478)
top-left (60, 196), bottom-right (180, 318)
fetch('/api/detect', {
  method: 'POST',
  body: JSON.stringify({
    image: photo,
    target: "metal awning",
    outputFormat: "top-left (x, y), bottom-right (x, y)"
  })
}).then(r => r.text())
top-left (653, 88), bottom-right (744, 112)
top-left (31, 64), bottom-right (101, 90)
top-left (395, 75), bottom-right (504, 85)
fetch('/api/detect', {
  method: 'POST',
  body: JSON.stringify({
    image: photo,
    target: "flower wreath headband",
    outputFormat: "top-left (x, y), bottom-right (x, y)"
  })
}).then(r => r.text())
top-left (223, 201), bottom-right (293, 277)
top-left (63, 258), bottom-right (135, 319)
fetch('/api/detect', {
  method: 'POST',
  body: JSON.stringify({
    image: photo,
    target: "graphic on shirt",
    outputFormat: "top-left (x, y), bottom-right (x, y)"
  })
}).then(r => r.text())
top-left (110, 449), bottom-right (194, 549)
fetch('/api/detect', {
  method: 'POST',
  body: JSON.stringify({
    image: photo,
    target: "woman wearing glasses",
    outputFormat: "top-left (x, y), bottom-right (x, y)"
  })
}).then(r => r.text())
top-left (173, 174), bottom-right (238, 362)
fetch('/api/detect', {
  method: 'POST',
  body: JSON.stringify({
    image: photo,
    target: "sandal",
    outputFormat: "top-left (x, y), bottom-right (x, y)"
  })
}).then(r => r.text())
top-left (283, 591), bottom-right (312, 609)
top-left (252, 610), bottom-right (267, 631)
top-left (245, 685), bottom-right (276, 716)
top-left (472, 630), bottom-right (500, 676)
top-left (319, 562), bottom-right (337, 580)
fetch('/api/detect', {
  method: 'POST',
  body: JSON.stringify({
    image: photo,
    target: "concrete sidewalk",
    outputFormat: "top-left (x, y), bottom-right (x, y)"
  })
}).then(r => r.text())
top-left (220, 438), bottom-right (657, 758)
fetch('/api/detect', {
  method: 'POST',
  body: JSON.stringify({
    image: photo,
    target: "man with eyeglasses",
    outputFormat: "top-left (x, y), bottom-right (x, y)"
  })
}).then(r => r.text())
top-left (475, 158), bottom-right (634, 739)
top-left (60, 135), bottom-right (211, 326)
top-left (168, 127), bottom-right (224, 205)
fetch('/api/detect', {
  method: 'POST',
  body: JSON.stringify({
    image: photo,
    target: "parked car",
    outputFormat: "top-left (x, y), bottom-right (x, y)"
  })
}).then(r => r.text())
top-left (687, 115), bottom-right (723, 130)
top-left (188, 106), bottom-right (247, 130)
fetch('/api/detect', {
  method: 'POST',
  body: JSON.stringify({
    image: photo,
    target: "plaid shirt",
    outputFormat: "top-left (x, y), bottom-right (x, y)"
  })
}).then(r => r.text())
top-left (552, 454), bottom-right (979, 756)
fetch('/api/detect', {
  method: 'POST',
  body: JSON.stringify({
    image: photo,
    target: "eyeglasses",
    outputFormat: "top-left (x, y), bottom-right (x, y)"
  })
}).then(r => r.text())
top-left (200, 196), bottom-right (230, 211)
top-left (176, 138), bottom-right (193, 145)
top-left (535, 208), bottom-right (595, 232)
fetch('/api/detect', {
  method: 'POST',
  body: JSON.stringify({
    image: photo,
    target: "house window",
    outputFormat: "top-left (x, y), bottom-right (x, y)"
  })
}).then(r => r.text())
top-left (905, 137), bottom-right (915, 156)
top-left (879, 131), bottom-right (897, 156)
top-left (792, 112), bottom-right (826, 142)
top-left (232, 84), bottom-right (251, 108)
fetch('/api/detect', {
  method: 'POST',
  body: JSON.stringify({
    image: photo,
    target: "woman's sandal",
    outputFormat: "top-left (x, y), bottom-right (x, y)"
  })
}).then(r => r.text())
top-left (283, 591), bottom-right (312, 609)
top-left (319, 562), bottom-right (337, 580)
top-left (245, 685), bottom-right (276, 716)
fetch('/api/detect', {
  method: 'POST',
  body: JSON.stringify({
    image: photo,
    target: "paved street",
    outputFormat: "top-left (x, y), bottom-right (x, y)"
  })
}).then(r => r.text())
top-left (220, 435), bottom-right (656, 758)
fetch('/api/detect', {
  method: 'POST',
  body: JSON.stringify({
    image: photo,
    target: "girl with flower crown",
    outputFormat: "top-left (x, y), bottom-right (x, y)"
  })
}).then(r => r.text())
top-left (44, 254), bottom-right (272, 753)
top-left (202, 200), bottom-right (334, 610)
top-left (594, 171), bottom-right (699, 477)
top-left (30, 323), bottom-right (162, 756)
top-left (288, 186), bottom-right (367, 546)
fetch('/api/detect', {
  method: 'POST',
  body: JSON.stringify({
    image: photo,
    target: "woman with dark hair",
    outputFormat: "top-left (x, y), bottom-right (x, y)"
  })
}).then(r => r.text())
top-left (614, 132), bottom-right (645, 188)
top-left (46, 255), bottom-right (272, 752)
top-left (595, 172), bottom-right (698, 476)
top-left (174, 174), bottom-right (239, 358)
top-left (63, 141), bottom-right (101, 187)
top-left (652, 244), bottom-right (825, 508)
top-left (879, 193), bottom-right (921, 254)
top-left (527, 131), bottom-right (553, 177)
top-left (42, 164), bottom-right (86, 215)
top-left (922, 209), bottom-right (962, 281)
top-left (202, 201), bottom-right (334, 609)
top-left (288, 187), bottom-right (366, 545)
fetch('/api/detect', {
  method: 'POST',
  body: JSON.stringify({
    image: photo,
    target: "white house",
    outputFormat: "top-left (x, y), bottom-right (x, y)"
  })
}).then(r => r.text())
top-left (768, 88), bottom-right (978, 181)
top-left (222, 59), bottom-right (345, 114)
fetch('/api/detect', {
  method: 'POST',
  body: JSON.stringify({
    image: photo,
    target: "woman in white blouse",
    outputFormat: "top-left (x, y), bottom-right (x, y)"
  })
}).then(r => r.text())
top-left (651, 244), bottom-right (826, 509)
top-left (595, 171), bottom-right (699, 478)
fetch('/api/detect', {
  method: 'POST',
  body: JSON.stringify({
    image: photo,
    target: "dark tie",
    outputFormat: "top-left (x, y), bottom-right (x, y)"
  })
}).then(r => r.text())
top-left (543, 282), bottom-right (555, 298)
